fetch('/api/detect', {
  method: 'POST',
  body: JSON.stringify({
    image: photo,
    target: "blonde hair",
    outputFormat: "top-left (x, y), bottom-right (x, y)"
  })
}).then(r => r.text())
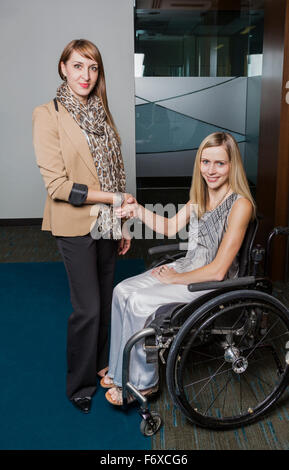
top-left (58, 39), bottom-right (120, 143)
top-left (189, 132), bottom-right (256, 218)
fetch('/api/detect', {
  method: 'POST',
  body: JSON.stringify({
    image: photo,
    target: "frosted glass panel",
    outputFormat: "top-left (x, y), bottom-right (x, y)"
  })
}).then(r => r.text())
top-left (136, 102), bottom-right (245, 154)
top-left (135, 6), bottom-right (264, 187)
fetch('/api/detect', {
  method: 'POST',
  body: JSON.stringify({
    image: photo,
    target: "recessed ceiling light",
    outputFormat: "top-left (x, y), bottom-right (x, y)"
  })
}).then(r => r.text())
top-left (170, 3), bottom-right (207, 6)
top-left (240, 25), bottom-right (256, 35)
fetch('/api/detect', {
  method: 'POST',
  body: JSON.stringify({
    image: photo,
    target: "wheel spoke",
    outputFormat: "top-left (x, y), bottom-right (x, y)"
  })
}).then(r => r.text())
top-left (187, 361), bottom-right (227, 401)
top-left (193, 351), bottom-right (226, 365)
top-left (185, 365), bottom-right (233, 389)
top-left (204, 373), bottom-right (233, 415)
top-left (231, 307), bottom-right (248, 332)
top-left (211, 307), bottom-right (245, 345)
top-left (260, 331), bottom-right (289, 343)
top-left (239, 375), bottom-right (243, 415)
top-left (245, 369), bottom-right (272, 388)
top-left (192, 349), bottom-right (222, 361)
top-left (173, 299), bottom-right (289, 426)
top-left (185, 347), bottom-right (282, 390)
top-left (241, 374), bottom-right (259, 403)
top-left (191, 328), bottom-right (289, 368)
top-left (245, 319), bottom-right (280, 361)
top-left (222, 371), bottom-right (231, 414)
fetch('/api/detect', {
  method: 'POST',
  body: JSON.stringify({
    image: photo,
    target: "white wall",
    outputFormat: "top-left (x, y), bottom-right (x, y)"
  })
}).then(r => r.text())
top-left (0, 0), bottom-right (136, 219)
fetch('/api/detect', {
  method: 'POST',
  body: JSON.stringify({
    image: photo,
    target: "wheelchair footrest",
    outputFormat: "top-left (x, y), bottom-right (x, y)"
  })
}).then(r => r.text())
top-left (144, 302), bottom-right (186, 363)
top-left (144, 340), bottom-right (159, 363)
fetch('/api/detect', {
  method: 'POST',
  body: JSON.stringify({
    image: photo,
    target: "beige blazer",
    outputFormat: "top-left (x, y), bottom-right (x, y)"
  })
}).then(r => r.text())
top-left (32, 100), bottom-right (101, 236)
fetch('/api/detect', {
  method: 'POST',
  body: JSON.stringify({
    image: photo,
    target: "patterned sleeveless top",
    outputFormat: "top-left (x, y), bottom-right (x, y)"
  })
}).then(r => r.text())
top-left (174, 193), bottom-right (242, 278)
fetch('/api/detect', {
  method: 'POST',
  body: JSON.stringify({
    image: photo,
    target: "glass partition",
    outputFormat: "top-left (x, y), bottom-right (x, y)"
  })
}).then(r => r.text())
top-left (134, 5), bottom-right (264, 193)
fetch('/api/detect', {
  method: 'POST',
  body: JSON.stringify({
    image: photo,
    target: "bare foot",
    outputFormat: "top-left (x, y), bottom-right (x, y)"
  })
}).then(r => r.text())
top-left (106, 387), bottom-right (133, 405)
top-left (102, 375), bottom-right (114, 386)
top-left (99, 374), bottom-right (115, 389)
top-left (106, 385), bottom-right (158, 406)
top-left (97, 366), bottom-right (109, 378)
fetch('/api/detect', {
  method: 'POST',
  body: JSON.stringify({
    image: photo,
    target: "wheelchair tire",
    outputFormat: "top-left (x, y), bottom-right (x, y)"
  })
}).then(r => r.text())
top-left (166, 289), bottom-right (289, 430)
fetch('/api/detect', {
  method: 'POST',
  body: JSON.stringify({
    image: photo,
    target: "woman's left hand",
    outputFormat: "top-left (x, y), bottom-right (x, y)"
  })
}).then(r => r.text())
top-left (151, 265), bottom-right (178, 284)
top-left (118, 237), bottom-right (131, 255)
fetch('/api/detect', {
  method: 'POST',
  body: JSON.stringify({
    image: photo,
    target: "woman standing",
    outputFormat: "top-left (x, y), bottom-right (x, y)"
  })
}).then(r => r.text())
top-left (33, 39), bottom-right (132, 413)
top-left (102, 132), bottom-right (255, 405)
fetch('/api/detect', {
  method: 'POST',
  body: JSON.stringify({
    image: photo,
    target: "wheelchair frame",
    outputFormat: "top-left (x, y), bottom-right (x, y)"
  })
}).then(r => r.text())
top-left (120, 221), bottom-right (289, 436)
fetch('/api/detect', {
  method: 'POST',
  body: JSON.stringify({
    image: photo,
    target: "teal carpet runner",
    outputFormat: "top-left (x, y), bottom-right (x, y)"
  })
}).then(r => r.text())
top-left (0, 261), bottom-right (149, 450)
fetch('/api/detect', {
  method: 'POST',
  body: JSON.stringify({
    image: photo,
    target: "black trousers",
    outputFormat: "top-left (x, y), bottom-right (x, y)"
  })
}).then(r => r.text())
top-left (55, 235), bottom-right (118, 400)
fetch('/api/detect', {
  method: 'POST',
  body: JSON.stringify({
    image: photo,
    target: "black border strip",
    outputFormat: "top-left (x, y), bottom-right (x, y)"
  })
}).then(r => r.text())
top-left (0, 219), bottom-right (42, 226)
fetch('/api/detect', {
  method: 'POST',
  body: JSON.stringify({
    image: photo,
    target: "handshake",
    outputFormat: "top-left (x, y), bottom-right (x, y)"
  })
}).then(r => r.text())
top-left (115, 193), bottom-right (140, 219)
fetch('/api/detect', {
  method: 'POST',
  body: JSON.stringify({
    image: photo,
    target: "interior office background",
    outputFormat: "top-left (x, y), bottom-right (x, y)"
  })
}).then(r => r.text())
top-left (0, 0), bottom-right (289, 280)
top-left (134, 0), bottom-right (289, 281)
top-left (135, 2), bottom-right (263, 191)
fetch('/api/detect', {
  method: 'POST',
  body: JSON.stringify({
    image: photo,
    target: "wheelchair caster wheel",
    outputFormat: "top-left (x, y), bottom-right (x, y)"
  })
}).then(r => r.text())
top-left (140, 411), bottom-right (162, 436)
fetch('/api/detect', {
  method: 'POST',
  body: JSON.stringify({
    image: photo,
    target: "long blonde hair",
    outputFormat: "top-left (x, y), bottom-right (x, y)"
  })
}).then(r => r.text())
top-left (189, 132), bottom-right (256, 218)
top-left (58, 39), bottom-right (120, 143)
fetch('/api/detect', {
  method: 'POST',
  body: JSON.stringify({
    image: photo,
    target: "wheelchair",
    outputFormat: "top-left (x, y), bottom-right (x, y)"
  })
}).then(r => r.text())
top-left (120, 219), bottom-right (289, 436)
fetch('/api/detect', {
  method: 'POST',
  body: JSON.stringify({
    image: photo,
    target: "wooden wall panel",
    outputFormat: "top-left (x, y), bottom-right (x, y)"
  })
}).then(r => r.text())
top-left (272, 0), bottom-right (289, 279)
top-left (256, 0), bottom-right (287, 279)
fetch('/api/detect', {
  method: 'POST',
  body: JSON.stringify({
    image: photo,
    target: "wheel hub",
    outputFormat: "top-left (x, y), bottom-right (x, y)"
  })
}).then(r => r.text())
top-left (224, 346), bottom-right (240, 363)
top-left (232, 356), bottom-right (248, 374)
top-left (224, 346), bottom-right (248, 374)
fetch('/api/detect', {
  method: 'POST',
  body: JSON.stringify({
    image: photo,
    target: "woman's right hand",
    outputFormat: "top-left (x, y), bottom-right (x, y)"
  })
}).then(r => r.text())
top-left (123, 193), bottom-right (136, 206)
top-left (116, 196), bottom-right (140, 219)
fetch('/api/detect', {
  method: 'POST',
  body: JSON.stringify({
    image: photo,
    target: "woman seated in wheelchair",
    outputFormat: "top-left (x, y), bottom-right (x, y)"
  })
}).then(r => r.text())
top-left (102, 131), bottom-right (255, 405)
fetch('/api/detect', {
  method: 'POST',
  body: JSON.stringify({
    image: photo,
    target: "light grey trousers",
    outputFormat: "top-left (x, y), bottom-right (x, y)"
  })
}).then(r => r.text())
top-left (108, 264), bottom-right (206, 389)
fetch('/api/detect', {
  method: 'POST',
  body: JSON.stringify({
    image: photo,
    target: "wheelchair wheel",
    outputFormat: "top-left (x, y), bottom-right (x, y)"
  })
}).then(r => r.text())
top-left (166, 290), bottom-right (289, 429)
top-left (140, 411), bottom-right (162, 436)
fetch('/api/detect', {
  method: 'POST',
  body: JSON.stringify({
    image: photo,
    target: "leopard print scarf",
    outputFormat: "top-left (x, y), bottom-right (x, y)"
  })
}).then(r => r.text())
top-left (56, 81), bottom-right (126, 239)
